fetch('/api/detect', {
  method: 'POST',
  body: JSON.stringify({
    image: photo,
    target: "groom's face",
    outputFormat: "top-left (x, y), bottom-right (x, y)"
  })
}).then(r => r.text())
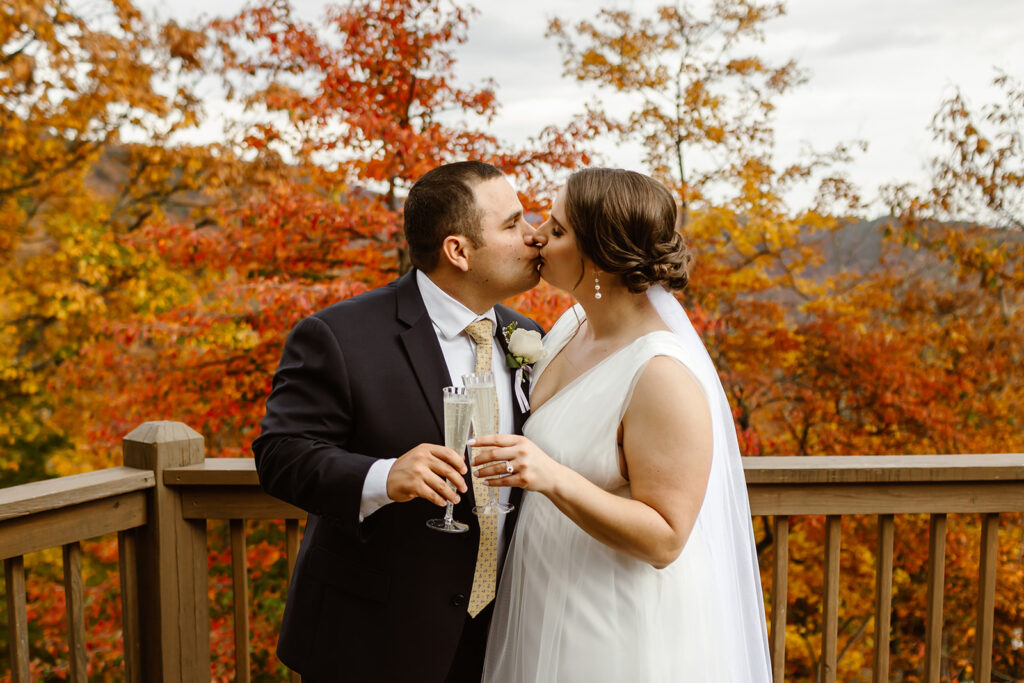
top-left (463, 176), bottom-right (541, 299)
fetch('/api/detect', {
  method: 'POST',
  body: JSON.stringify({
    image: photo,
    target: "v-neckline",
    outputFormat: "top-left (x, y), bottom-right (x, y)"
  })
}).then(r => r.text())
top-left (528, 325), bottom-right (674, 419)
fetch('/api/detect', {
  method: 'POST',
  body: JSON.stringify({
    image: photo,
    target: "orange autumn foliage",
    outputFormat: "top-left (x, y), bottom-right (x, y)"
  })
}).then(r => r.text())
top-left (1, 0), bottom-right (1022, 680)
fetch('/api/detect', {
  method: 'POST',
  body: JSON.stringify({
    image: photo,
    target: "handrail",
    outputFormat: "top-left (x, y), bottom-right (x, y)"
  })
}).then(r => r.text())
top-left (0, 466), bottom-right (154, 524)
top-left (1, 467), bottom-right (154, 683)
top-left (163, 453), bottom-right (1024, 487)
top-left (162, 453), bottom-right (1024, 519)
top-left (745, 454), bottom-right (1024, 516)
top-left (164, 457), bottom-right (260, 485)
top-left (744, 453), bottom-right (1024, 482)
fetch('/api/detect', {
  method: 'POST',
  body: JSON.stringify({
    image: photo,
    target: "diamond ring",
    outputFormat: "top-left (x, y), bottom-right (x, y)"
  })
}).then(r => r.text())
top-left (505, 461), bottom-right (514, 475)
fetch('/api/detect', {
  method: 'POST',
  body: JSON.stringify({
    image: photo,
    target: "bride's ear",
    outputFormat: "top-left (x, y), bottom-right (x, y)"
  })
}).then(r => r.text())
top-left (440, 234), bottom-right (472, 272)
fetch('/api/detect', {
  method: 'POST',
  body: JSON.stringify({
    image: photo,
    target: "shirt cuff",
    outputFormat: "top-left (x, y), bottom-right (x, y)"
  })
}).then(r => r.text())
top-left (359, 458), bottom-right (396, 522)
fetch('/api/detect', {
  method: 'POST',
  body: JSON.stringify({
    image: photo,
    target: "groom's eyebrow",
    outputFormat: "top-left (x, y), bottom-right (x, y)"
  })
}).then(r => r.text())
top-left (503, 209), bottom-right (523, 224)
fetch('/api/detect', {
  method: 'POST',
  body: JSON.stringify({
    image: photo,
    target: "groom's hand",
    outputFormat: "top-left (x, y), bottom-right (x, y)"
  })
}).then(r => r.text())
top-left (386, 444), bottom-right (468, 507)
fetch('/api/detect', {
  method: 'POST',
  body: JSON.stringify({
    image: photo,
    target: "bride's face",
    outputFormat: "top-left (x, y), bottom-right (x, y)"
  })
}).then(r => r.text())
top-left (534, 187), bottom-right (587, 295)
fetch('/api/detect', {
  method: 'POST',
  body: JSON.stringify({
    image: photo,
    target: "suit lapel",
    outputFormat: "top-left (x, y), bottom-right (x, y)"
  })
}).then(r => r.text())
top-left (396, 272), bottom-right (451, 435)
top-left (494, 308), bottom-right (530, 435)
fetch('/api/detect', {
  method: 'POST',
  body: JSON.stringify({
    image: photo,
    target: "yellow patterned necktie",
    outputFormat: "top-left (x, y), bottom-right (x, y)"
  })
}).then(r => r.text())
top-left (463, 319), bottom-right (499, 617)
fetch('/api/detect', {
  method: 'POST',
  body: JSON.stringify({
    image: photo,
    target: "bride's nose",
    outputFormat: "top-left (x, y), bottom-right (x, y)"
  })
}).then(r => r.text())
top-left (528, 225), bottom-right (549, 247)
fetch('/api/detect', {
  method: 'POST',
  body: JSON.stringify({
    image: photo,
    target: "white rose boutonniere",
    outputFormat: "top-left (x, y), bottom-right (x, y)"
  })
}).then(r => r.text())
top-left (506, 327), bottom-right (545, 367)
top-left (503, 322), bottom-right (545, 411)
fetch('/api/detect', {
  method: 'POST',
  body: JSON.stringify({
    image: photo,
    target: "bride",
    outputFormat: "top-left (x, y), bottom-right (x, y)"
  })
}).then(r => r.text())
top-left (470, 168), bottom-right (772, 682)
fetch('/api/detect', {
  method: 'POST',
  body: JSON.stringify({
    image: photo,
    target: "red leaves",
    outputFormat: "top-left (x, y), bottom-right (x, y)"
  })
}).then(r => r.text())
top-left (10, 0), bottom-right (1021, 680)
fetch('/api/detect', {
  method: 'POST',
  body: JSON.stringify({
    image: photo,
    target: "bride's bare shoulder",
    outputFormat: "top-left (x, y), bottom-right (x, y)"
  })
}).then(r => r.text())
top-left (626, 354), bottom-right (710, 429)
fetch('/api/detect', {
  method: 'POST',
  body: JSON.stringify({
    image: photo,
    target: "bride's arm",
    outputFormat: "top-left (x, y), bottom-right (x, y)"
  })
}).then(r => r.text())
top-left (471, 356), bottom-right (713, 569)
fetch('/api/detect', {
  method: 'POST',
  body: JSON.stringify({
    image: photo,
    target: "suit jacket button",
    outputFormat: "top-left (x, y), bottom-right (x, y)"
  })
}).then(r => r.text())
top-left (450, 593), bottom-right (466, 607)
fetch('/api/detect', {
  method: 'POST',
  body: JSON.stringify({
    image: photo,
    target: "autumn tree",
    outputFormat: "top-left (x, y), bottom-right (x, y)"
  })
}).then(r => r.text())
top-left (547, 0), bottom-right (808, 213)
top-left (876, 75), bottom-right (1024, 678)
top-left (0, 0), bottom-right (245, 485)
top-left (0, 0), bottom-right (261, 677)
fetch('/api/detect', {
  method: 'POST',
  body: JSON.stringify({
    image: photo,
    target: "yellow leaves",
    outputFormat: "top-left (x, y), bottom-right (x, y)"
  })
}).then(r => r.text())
top-left (42, 281), bottom-right (106, 320)
top-left (706, 125), bottom-right (725, 143)
top-left (7, 52), bottom-right (37, 86)
top-left (726, 57), bottom-right (764, 75)
top-left (186, 321), bottom-right (262, 353)
top-left (124, 269), bottom-right (193, 315)
top-left (580, 49), bottom-right (610, 70)
top-left (683, 79), bottom-right (713, 109)
top-left (551, 0), bottom-right (807, 206)
top-left (161, 21), bottom-right (207, 71)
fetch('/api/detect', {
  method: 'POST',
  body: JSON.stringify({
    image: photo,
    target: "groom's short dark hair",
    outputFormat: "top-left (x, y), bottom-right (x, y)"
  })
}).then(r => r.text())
top-left (404, 161), bottom-right (504, 271)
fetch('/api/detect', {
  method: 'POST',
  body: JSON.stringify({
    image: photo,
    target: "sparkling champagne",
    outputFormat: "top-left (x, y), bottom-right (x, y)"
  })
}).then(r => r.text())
top-left (466, 382), bottom-right (497, 439)
top-left (444, 393), bottom-right (474, 455)
top-left (462, 372), bottom-right (512, 515)
top-left (427, 387), bottom-right (474, 533)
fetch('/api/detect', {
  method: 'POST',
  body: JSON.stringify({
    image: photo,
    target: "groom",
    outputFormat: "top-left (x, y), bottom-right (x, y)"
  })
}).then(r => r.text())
top-left (253, 161), bottom-right (543, 682)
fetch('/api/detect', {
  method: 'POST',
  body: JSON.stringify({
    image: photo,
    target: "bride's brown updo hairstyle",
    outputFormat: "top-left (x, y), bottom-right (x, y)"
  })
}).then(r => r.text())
top-left (564, 168), bottom-right (692, 292)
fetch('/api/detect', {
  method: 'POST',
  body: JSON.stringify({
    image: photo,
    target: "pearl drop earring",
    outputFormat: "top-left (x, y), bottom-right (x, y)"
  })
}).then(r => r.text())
top-left (594, 274), bottom-right (602, 300)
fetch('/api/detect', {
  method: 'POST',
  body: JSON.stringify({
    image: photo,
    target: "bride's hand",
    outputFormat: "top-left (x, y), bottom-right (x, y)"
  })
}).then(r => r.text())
top-left (468, 434), bottom-right (564, 494)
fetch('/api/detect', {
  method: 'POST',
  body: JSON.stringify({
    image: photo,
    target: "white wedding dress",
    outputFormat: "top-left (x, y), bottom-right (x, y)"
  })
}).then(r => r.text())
top-left (483, 292), bottom-right (771, 682)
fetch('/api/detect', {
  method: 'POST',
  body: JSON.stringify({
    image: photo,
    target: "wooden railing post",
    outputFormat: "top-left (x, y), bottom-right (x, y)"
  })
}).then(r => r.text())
top-left (770, 515), bottom-right (789, 680)
top-left (123, 421), bottom-right (210, 683)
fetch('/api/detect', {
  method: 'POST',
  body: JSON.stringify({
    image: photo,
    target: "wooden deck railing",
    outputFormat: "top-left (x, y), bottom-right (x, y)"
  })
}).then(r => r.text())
top-left (745, 454), bottom-right (1024, 682)
top-left (2, 420), bottom-right (1023, 682)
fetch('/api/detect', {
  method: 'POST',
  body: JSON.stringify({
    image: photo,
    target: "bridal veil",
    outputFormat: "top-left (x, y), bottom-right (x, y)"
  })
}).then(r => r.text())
top-left (647, 284), bottom-right (772, 679)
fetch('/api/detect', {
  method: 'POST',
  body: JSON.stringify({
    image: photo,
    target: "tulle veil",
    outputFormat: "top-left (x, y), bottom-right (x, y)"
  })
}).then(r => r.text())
top-left (647, 284), bottom-right (772, 680)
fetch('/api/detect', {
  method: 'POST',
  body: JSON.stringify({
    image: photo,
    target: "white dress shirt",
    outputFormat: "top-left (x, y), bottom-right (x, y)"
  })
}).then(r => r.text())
top-left (359, 271), bottom-right (515, 554)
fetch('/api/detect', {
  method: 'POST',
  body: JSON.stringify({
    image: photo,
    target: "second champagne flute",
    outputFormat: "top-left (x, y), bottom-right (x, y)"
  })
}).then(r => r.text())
top-left (462, 371), bottom-right (514, 515)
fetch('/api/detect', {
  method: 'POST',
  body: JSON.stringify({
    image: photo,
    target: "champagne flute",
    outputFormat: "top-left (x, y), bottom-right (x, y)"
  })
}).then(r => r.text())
top-left (462, 372), bottom-right (514, 516)
top-left (426, 386), bottom-right (474, 533)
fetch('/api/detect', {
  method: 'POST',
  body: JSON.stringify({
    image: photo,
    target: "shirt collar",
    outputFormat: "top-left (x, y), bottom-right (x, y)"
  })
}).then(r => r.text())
top-left (416, 270), bottom-right (497, 341)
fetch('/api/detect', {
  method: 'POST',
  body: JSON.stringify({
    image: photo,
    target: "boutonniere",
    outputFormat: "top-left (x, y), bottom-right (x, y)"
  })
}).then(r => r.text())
top-left (503, 322), bottom-right (545, 411)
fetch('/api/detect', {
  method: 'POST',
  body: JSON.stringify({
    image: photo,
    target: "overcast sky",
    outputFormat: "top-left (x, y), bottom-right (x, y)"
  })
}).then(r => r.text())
top-left (141, 0), bottom-right (1024, 214)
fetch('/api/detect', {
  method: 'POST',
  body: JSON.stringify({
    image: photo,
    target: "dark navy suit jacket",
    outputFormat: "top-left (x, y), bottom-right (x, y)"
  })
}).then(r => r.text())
top-left (253, 271), bottom-right (540, 682)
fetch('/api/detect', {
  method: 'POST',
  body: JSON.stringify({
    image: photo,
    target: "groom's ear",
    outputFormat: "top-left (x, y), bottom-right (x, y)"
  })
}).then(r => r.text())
top-left (440, 234), bottom-right (472, 272)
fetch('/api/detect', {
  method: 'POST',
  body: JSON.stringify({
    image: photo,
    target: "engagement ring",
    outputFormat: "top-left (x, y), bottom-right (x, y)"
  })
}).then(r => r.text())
top-left (505, 462), bottom-right (514, 474)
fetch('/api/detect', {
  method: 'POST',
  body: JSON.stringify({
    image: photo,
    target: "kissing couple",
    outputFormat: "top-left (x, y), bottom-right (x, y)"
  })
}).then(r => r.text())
top-left (254, 162), bottom-right (772, 682)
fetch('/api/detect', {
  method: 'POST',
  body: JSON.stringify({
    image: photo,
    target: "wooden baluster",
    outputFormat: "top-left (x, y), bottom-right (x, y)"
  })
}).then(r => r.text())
top-left (231, 519), bottom-right (251, 683)
top-left (117, 529), bottom-right (143, 683)
top-left (286, 518), bottom-right (301, 683)
top-left (62, 542), bottom-right (87, 683)
top-left (974, 513), bottom-right (999, 683)
top-left (284, 519), bottom-right (302, 683)
top-left (924, 513), bottom-right (947, 682)
top-left (286, 518), bottom-right (299, 585)
top-left (820, 515), bottom-right (841, 683)
top-left (872, 514), bottom-right (894, 683)
top-left (5, 556), bottom-right (30, 683)
top-left (770, 515), bottom-right (789, 681)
